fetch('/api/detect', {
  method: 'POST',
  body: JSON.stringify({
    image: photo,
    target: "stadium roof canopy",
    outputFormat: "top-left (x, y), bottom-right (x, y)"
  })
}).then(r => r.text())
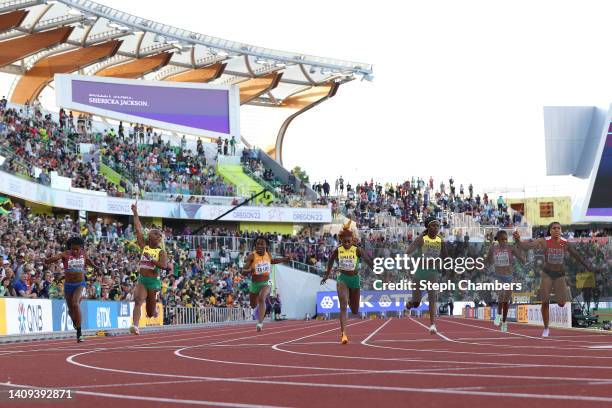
top-left (0, 0), bottom-right (373, 162)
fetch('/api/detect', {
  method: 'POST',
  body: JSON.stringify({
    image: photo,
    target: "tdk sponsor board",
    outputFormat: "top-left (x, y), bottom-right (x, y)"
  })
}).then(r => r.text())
top-left (316, 291), bottom-right (419, 314)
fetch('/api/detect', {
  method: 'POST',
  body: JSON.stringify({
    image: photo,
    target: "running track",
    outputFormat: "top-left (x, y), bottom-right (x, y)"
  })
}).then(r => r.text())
top-left (1, 317), bottom-right (611, 408)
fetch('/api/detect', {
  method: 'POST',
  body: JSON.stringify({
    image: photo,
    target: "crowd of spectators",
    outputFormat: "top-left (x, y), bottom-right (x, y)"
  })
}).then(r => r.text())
top-left (100, 130), bottom-right (235, 197)
top-left (0, 104), bottom-right (121, 195)
top-left (0, 199), bottom-right (609, 314)
top-left (1, 103), bottom-right (317, 207)
top-left (241, 148), bottom-right (307, 206)
top-left (327, 176), bottom-right (522, 230)
top-left (0, 204), bottom-right (254, 310)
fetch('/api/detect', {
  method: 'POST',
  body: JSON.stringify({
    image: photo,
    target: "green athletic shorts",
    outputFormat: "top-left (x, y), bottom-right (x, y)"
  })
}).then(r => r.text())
top-left (138, 275), bottom-right (161, 290)
top-left (249, 280), bottom-right (269, 294)
top-left (413, 269), bottom-right (437, 284)
top-left (337, 273), bottom-right (360, 289)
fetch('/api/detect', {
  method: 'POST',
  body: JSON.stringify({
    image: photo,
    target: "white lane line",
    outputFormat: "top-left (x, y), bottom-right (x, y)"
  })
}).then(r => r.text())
top-left (176, 322), bottom-right (383, 372)
top-left (24, 365), bottom-right (612, 404)
top-left (61, 320), bottom-right (612, 403)
top-left (0, 323), bottom-right (252, 351)
top-left (445, 318), bottom-right (610, 344)
top-left (409, 317), bottom-right (454, 342)
top-left (272, 320), bottom-right (371, 349)
top-left (361, 319), bottom-right (393, 345)
top-left (360, 317), bottom-right (612, 360)
top-left (0, 322), bottom-right (300, 354)
top-left (0, 382), bottom-right (287, 408)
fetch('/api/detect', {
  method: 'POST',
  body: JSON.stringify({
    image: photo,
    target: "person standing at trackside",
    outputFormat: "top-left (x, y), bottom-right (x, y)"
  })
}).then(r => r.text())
top-left (242, 237), bottom-right (293, 332)
top-left (405, 217), bottom-right (447, 334)
top-left (320, 223), bottom-right (374, 344)
top-left (230, 135), bottom-right (236, 155)
top-left (130, 203), bottom-right (167, 335)
top-left (513, 222), bottom-right (596, 337)
top-left (45, 236), bottom-right (99, 342)
top-left (484, 230), bottom-right (525, 332)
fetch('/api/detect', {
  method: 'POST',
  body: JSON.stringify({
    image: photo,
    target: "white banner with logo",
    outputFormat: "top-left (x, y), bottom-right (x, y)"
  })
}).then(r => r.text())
top-left (0, 170), bottom-right (331, 223)
top-left (526, 304), bottom-right (572, 328)
top-left (4, 298), bottom-right (53, 335)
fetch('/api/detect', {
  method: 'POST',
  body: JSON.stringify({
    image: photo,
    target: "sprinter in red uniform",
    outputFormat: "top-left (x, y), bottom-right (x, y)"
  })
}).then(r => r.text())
top-left (45, 236), bottom-right (99, 342)
top-left (513, 222), bottom-right (594, 337)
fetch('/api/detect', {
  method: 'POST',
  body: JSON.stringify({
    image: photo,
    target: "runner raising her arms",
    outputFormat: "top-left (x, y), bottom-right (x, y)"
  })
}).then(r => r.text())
top-left (513, 222), bottom-right (596, 337)
top-left (242, 236), bottom-right (292, 332)
top-left (130, 203), bottom-right (167, 335)
top-left (484, 230), bottom-right (525, 332)
top-left (405, 217), bottom-right (447, 334)
top-left (45, 236), bottom-right (99, 342)
top-left (320, 224), bottom-right (374, 344)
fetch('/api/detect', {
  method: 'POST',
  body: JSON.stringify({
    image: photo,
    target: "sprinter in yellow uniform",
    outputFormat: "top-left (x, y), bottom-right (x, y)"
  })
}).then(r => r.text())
top-left (405, 217), bottom-right (447, 334)
top-left (243, 236), bottom-right (292, 331)
top-left (321, 224), bottom-right (374, 344)
top-left (130, 203), bottom-right (167, 335)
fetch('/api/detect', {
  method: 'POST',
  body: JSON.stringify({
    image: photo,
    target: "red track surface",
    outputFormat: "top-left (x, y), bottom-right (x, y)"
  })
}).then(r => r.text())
top-left (1, 317), bottom-right (612, 407)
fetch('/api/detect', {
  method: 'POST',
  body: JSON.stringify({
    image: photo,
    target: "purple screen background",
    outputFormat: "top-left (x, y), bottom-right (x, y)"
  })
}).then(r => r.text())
top-left (71, 80), bottom-right (230, 134)
top-left (586, 124), bottom-right (612, 216)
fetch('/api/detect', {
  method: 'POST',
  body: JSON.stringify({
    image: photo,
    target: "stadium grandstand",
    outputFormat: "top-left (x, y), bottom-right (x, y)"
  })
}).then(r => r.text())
top-left (0, 1), bottom-right (610, 407)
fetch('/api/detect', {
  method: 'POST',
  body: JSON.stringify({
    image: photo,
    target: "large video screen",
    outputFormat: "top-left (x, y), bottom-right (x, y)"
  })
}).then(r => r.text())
top-left (55, 74), bottom-right (240, 138)
top-left (585, 121), bottom-right (612, 219)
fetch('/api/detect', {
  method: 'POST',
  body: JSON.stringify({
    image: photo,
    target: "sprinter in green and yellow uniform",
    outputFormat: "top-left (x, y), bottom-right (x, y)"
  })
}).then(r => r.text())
top-left (130, 203), bottom-right (167, 335)
top-left (242, 236), bottom-right (293, 332)
top-left (321, 224), bottom-right (374, 344)
top-left (405, 217), bottom-right (447, 334)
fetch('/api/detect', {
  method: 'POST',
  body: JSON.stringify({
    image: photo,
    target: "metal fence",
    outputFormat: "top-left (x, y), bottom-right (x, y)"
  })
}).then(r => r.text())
top-left (164, 306), bottom-right (252, 325)
top-left (172, 235), bottom-right (337, 254)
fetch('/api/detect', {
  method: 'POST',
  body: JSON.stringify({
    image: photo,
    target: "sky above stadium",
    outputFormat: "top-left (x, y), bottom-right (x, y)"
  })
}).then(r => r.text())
top-left (3, 0), bottom-right (612, 198)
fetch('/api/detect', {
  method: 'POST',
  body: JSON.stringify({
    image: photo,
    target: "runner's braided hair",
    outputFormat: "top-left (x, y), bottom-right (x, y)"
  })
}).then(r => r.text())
top-left (339, 221), bottom-right (354, 240)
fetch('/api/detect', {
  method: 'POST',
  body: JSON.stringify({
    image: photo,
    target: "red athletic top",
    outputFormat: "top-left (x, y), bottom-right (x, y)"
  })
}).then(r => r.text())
top-left (544, 237), bottom-right (567, 265)
top-left (63, 251), bottom-right (86, 273)
top-left (492, 245), bottom-right (513, 268)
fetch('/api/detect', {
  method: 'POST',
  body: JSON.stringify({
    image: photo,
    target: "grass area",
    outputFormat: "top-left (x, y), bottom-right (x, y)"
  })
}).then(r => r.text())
top-left (217, 164), bottom-right (273, 204)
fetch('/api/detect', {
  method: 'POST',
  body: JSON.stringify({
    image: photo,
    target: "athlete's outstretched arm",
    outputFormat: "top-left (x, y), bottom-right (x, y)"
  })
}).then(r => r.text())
top-left (85, 255), bottom-right (101, 270)
top-left (512, 231), bottom-right (544, 250)
top-left (511, 245), bottom-right (527, 264)
top-left (484, 245), bottom-right (494, 266)
top-left (405, 236), bottom-right (424, 256)
top-left (44, 252), bottom-right (64, 265)
top-left (567, 244), bottom-right (594, 272)
top-left (321, 248), bottom-right (338, 284)
top-left (241, 254), bottom-right (254, 276)
top-left (155, 250), bottom-right (168, 270)
top-left (131, 203), bottom-right (145, 250)
top-left (357, 247), bottom-right (374, 270)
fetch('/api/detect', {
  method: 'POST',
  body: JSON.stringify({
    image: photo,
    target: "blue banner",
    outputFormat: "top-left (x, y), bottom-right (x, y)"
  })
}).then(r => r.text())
top-left (317, 290), bottom-right (425, 314)
top-left (51, 300), bottom-right (74, 332)
top-left (82, 301), bottom-right (119, 330)
top-left (117, 302), bottom-right (131, 329)
top-left (506, 304), bottom-right (517, 322)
